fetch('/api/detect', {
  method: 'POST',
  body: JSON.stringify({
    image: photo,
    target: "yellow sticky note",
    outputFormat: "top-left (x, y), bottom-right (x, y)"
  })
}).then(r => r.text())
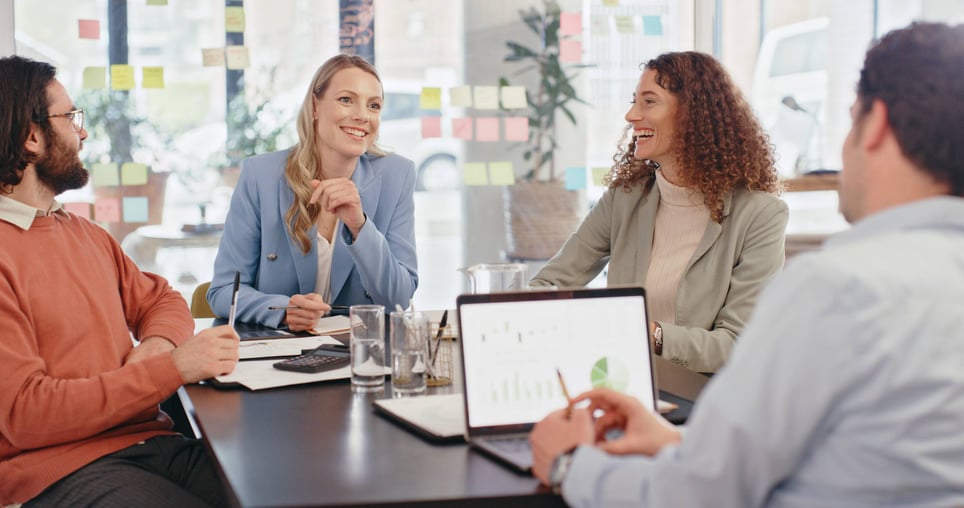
top-left (110, 64), bottom-right (135, 90)
top-left (92, 162), bottom-right (119, 187)
top-left (450, 85), bottom-right (473, 107)
top-left (615, 15), bottom-right (636, 34)
top-left (463, 163), bottom-right (488, 186)
top-left (489, 162), bottom-right (515, 186)
top-left (225, 6), bottom-right (245, 33)
top-left (201, 48), bottom-right (225, 67)
top-left (420, 87), bottom-right (442, 110)
top-left (120, 163), bottom-right (149, 186)
top-left (83, 66), bottom-right (106, 89)
top-left (473, 86), bottom-right (499, 110)
top-left (591, 167), bottom-right (609, 186)
top-left (500, 86), bottom-right (527, 109)
top-left (226, 46), bottom-right (250, 70)
top-left (603, 0), bottom-right (619, 6)
top-left (147, 0), bottom-right (168, 5)
top-left (142, 67), bottom-right (164, 89)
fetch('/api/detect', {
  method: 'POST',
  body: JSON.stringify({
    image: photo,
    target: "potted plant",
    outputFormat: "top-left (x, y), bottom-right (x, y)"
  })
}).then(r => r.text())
top-left (499, 0), bottom-right (590, 260)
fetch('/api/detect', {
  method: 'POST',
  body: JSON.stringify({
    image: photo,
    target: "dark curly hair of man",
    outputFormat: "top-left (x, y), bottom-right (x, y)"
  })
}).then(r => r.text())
top-left (607, 51), bottom-right (781, 223)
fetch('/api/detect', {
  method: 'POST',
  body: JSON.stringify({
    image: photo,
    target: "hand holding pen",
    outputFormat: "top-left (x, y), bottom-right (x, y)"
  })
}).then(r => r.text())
top-left (278, 293), bottom-right (330, 332)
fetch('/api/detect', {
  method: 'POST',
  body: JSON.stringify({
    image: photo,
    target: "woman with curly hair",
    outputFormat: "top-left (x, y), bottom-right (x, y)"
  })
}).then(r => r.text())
top-left (532, 52), bottom-right (787, 372)
top-left (208, 54), bottom-right (418, 330)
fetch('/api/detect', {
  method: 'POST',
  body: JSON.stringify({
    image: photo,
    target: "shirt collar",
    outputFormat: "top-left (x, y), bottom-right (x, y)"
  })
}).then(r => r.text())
top-left (825, 197), bottom-right (964, 248)
top-left (0, 195), bottom-right (68, 231)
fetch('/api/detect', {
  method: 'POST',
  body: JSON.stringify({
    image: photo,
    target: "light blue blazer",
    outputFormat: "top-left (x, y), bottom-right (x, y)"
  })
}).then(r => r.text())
top-left (208, 149), bottom-right (418, 328)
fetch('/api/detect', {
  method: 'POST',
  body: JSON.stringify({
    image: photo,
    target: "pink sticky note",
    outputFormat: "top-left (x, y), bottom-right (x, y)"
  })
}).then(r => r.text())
top-left (94, 198), bottom-right (121, 222)
top-left (63, 202), bottom-right (92, 219)
top-left (560, 12), bottom-right (582, 36)
top-left (475, 117), bottom-right (500, 142)
top-left (560, 39), bottom-right (582, 63)
top-left (452, 117), bottom-right (473, 140)
top-left (78, 19), bottom-right (100, 40)
top-left (504, 117), bottom-right (529, 142)
top-left (421, 116), bottom-right (442, 138)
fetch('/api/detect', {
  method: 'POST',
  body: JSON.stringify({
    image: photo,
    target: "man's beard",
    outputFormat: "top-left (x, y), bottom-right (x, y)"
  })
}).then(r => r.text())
top-left (35, 129), bottom-right (89, 195)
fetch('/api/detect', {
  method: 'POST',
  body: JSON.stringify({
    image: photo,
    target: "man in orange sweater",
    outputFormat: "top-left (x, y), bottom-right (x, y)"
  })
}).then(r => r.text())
top-left (0, 56), bottom-right (240, 507)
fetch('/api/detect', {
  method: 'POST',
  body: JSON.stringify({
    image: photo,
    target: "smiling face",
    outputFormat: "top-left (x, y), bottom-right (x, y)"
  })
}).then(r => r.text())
top-left (624, 68), bottom-right (679, 173)
top-left (313, 67), bottom-right (382, 165)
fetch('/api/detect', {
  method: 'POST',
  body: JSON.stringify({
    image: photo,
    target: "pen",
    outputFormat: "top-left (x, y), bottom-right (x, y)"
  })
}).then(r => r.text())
top-left (429, 309), bottom-right (448, 366)
top-left (556, 367), bottom-right (573, 419)
top-left (267, 305), bottom-right (350, 311)
top-left (228, 271), bottom-right (240, 329)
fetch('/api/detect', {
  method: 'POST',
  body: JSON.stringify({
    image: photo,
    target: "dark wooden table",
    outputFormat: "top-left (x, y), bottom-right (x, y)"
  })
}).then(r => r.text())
top-left (182, 330), bottom-right (707, 507)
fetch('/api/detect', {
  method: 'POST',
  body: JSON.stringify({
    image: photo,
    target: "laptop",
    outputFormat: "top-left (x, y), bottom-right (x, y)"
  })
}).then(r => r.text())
top-left (456, 286), bottom-right (657, 473)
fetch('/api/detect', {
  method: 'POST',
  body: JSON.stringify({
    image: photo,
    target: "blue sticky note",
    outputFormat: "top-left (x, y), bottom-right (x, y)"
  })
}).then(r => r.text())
top-left (122, 197), bottom-right (149, 223)
top-left (565, 167), bottom-right (587, 190)
top-left (643, 15), bottom-right (663, 36)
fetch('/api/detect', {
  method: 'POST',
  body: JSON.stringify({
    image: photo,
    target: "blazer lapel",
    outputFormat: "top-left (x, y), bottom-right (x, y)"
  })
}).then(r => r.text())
top-left (329, 156), bottom-right (382, 301)
top-left (633, 179), bottom-right (659, 283)
top-left (280, 178), bottom-right (319, 294)
top-left (688, 191), bottom-right (732, 268)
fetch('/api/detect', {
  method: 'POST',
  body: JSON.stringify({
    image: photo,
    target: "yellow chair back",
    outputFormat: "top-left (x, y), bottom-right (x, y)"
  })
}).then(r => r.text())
top-left (191, 281), bottom-right (215, 318)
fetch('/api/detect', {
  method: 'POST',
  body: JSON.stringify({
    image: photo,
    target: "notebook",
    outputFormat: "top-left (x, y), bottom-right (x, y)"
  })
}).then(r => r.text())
top-left (456, 286), bottom-right (657, 473)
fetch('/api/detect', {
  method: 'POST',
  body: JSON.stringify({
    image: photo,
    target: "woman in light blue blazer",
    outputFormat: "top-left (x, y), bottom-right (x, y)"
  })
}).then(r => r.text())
top-left (208, 54), bottom-right (417, 330)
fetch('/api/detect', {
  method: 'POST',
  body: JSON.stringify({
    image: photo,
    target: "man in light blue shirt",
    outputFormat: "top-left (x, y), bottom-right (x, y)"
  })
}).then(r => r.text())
top-left (529, 21), bottom-right (964, 507)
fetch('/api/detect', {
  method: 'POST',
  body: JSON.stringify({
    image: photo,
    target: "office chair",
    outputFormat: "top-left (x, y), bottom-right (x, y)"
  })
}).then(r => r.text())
top-left (191, 281), bottom-right (215, 318)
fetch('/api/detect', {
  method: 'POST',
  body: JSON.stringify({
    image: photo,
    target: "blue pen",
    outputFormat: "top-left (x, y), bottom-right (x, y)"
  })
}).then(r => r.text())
top-left (228, 271), bottom-right (240, 328)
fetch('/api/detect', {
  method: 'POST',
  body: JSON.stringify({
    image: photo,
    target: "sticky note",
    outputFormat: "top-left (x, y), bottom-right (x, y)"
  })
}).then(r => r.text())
top-left (615, 15), bottom-right (636, 34)
top-left (120, 162), bottom-right (149, 185)
top-left (94, 198), bottom-right (121, 222)
top-left (560, 40), bottom-right (582, 63)
top-left (504, 117), bottom-right (529, 142)
top-left (603, 0), bottom-right (619, 6)
top-left (122, 197), bottom-right (149, 223)
top-left (78, 19), bottom-right (100, 40)
top-left (92, 162), bottom-right (119, 187)
top-left (63, 202), bottom-right (92, 219)
top-left (420, 87), bottom-right (442, 110)
top-left (110, 65), bottom-right (135, 90)
top-left (452, 117), bottom-right (473, 140)
top-left (592, 167), bottom-right (609, 186)
top-left (421, 116), bottom-right (441, 138)
top-left (475, 117), bottom-right (499, 142)
top-left (473, 86), bottom-right (499, 110)
top-left (202, 48), bottom-right (225, 67)
top-left (591, 15), bottom-right (610, 35)
top-left (643, 15), bottom-right (663, 36)
top-left (500, 86), bottom-right (527, 109)
top-left (142, 67), bottom-right (164, 89)
top-left (489, 162), bottom-right (515, 186)
top-left (565, 167), bottom-right (587, 190)
top-left (225, 6), bottom-right (245, 33)
top-left (226, 46), bottom-right (249, 70)
top-left (450, 85), bottom-right (473, 107)
top-left (560, 12), bottom-right (582, 36)
top-left (83, 66), bottom-right (106, 89)
top-left (463, 163), bottom-right (488, 186)
top-left (147, 0), bottom-right (168, 5)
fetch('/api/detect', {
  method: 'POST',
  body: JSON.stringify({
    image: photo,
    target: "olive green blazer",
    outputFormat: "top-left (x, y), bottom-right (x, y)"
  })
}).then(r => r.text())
top-left (532, 178), bottom-right (788, 372)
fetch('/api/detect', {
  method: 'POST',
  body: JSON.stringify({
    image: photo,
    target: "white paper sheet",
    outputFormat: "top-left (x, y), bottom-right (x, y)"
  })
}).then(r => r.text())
top-left (214, 357), bottom-right (351, 390)
top-left (238, 335), bottom-right (341, 360)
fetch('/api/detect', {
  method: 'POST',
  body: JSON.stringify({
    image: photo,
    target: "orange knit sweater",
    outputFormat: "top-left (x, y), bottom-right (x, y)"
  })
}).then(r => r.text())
top-left (0, 212), bottom-right (194, 504)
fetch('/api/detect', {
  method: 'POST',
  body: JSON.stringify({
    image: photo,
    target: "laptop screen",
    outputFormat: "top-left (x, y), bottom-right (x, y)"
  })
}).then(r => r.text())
top-left (457, 288), bottom-right (656, 431)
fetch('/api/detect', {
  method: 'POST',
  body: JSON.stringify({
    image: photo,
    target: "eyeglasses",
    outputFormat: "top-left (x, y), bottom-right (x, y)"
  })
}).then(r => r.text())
top-left (46, 108), bottom-right (85, 131)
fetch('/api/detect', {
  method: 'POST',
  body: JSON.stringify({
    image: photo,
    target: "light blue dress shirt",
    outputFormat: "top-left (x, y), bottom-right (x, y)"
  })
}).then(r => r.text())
top-left (563, 197), bottom-right (964, 507)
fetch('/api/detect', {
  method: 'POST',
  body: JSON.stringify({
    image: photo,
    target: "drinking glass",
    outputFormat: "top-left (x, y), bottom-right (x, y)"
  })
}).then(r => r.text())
top-left (349, 305), bottom-right (386, 391)
top-left (390, 310), bottom-right (429, 395)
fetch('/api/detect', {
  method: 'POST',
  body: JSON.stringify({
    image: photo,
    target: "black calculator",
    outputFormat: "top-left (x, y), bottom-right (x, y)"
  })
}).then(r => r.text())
top-left (273, 352), bottom-right (350, 374)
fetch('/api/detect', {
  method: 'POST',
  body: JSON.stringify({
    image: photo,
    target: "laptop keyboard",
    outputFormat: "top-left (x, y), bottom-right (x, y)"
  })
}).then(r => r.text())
top-left (487, 436), bottom-right (530, 453)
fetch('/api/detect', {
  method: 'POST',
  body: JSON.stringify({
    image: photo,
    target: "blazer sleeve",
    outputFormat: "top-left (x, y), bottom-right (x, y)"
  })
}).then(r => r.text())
top-left (342, 157), bottom-right (419, 308)
top-left (530, 188), bottom-right (616, 288)
top-left (660, 197), bottom-right (789, 372)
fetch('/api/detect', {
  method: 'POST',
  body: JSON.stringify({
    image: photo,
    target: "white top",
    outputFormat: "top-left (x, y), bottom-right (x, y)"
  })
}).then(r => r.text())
top-left (314, 228), bottom-right (335, 302)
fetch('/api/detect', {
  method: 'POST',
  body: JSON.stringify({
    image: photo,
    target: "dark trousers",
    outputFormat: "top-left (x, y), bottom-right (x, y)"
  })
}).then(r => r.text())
top-left (25, 435), bottom-right (229, 508)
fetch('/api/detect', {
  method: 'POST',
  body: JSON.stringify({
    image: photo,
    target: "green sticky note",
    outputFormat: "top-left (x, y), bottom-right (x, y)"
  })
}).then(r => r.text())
top-left (142, 67), bottom-right (164, 89)
top-left (122, 197), bottom-right (149, 223)
top-left (591, 167), bottom-right (609, 187)
top-left (120, 163), bottom-right (149, 185)
top-left (147, 0), bottom-right (168, 5)
top-left (110, 64), bottom-right (135, 90)
top-left (420, 87), bottom-right (442, 110)
top-left (225, 6), bottom-right (245, 33)
top-left (489, 162), bottom-right (515, 185)
top-left (92, 162), bottom-right (119, 187)
top-left (615, 15), bottom-right (636, 34)
top-left (83, 66), bottom-right (106, 89)
top-left (463, 163), bottom-right (488, 186)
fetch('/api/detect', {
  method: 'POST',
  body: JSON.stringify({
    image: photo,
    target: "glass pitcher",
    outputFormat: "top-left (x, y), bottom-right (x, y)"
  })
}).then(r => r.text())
top-left (459, 263), bottom-right (528, 294)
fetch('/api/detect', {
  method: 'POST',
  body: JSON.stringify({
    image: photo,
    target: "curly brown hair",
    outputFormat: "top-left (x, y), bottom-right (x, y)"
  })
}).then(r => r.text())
top-left (607, 51), bottom-right (781, 222)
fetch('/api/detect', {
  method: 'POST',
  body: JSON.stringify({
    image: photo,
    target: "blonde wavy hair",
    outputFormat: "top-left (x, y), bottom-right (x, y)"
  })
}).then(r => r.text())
top-left (284, 54), bottom-right (387, 253)
top-left (607, 52), bottom-right (781, 223)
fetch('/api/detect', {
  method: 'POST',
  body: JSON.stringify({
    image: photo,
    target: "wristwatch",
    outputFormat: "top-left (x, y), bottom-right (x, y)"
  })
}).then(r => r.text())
top-left (549, 447), bottom-right (577, 495)
top-left (653, 322), bottom-right (663, 356)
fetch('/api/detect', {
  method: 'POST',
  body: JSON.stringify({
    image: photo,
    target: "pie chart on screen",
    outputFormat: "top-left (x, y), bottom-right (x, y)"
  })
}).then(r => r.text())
top-left (590, 357), bottom-right (630, 392)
